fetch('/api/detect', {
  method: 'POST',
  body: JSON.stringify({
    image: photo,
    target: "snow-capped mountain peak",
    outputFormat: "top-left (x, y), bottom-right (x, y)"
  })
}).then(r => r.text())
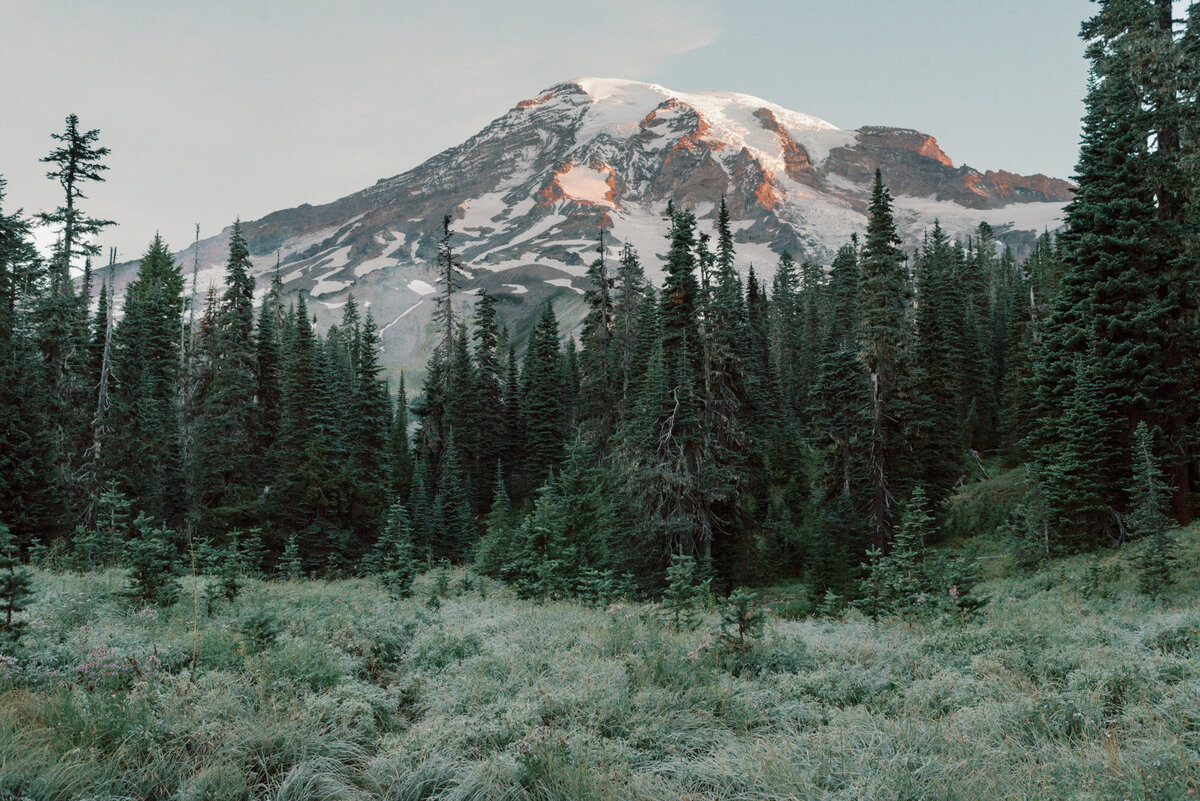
top-left (114, 78), bottom-right (1073, 374)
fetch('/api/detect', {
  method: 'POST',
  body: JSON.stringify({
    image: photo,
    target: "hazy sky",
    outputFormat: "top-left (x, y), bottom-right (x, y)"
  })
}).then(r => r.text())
top-left (1, 0), bottom-right (1097, 261)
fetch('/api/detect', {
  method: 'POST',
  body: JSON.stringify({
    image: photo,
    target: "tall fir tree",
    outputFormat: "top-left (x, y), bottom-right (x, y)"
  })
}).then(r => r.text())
top-left (191, 221), bottom-right (259, 540)
top-left (36, 116), bottom-right (115, 520)
top-left (389, 373), bottom-right (415, 503)
top-left (521, 302), bottom-right (567, 494)
top-left (810, 242), bottom-right (871, 580)
top-left (857, 171), bottom-right (911, 548)
top-left (109, 235), bottom-right (185, 525)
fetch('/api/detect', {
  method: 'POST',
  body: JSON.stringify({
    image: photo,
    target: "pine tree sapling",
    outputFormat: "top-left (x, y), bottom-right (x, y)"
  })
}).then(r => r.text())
top-left (662, 551), bottom-right (707, 630)
top-left (125, 512), bottom-right (181, 608)
top-left (716, 588), bottom-right (764, 656)
top-left (374, 502), bottom-right (418, 598)
top-left (279, 534), bottom-right (302, 580)
top-left (0, 523), bottom-right (32, 650)
top-left (1127, 422), bottom-right (1176, 597)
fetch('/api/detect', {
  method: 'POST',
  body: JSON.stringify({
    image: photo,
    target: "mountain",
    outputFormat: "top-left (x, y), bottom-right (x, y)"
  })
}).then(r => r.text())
top-left (122, 78), bottom-right (1073, 374)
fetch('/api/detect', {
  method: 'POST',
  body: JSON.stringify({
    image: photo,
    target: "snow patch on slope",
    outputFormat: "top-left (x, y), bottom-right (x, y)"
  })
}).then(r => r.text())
top-left (556, 164), bottom-right (615, 207)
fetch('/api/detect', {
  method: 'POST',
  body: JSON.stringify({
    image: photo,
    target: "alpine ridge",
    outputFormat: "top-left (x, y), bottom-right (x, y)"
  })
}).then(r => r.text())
top-left (120, 78), bottom-right (1073, 373)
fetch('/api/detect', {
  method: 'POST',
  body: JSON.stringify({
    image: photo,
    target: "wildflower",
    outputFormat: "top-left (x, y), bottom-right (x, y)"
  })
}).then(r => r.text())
top-left (948, 586), bottom-right (959, 599)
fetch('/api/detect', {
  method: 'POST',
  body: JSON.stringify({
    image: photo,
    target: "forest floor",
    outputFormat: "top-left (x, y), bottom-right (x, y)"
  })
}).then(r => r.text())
top-left (2, 524), bottom-right (1199, 800)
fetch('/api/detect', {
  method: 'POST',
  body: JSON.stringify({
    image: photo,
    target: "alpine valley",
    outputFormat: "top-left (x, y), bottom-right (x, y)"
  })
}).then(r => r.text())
top-left (117, 78), bottom-right (1073, 373)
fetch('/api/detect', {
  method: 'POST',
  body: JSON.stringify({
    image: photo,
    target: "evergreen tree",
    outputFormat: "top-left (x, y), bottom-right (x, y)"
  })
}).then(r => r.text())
top-left (471, 292), bottom-right (505, 506)
top-left (1031, 0), bottom-right (1199, 543)
top-left (389, 374), bottom-right (415, 502)
top-left (612, 242), bottom-right (651, 421)
top-left (909, 223), bottom-right (967, 502)
top-left (191, 221), bottom-right (259, 539)
top-left (267, 297), bottom-right (317, 539)
top-left (475, 464), bottom-right (516, 577)
top-left (433, 215), bottom-right (461, 369)
top-left (255, 269), bottom-right (283, 464)
top-left (858, 171), bottom-right (911, 548)
top-left (109, 235), bottom-right (185, 524)
top-left (279, 533), bottom-right (302, 580)
top-left (1127, 422), bottom-right (1175, 596)
top-left (37, 115), bottom-right (115, 287)
top-left (579, 231), bottom-right (616, 441)
top-left (446, 322), bottom-right (482, 505)
top-left (433, 433), bottom-right (475, 561)
top-left (500, 339), bottom-right (526, 495)
top-left (0, 180), bottom-right (65, 545)
top-left (521, 302), bottom-right (566, 492)
top-left (1035, 347), bottom-right (1117, 550)
top-left (347, 309), bottom-right (392, 544)
top-left (662, 550), bottom-right (706, 630)
top-left (36, 116), bottom-right (115, 520)
top-left (372, 502), bottom-right (418, 598)
top-left (0, 522), bottom-right (32, 649)
top-left (125, 512), bottom-right (180, 608)
top-left (858, 485), bottom-right (937, 616)
top-left (769, 251), bottom-right (801, 414)
top-left (810, 243), bottom-right (870, 579)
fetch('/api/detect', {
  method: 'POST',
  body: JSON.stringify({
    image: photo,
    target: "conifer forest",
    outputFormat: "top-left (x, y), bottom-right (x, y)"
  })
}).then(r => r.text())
top-left (2, 2), bottom-right (1200, 798)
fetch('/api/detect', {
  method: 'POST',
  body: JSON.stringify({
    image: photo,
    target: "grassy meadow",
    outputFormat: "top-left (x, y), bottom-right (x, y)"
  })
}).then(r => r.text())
top-left (1, 527), bottom-right (1199, 800)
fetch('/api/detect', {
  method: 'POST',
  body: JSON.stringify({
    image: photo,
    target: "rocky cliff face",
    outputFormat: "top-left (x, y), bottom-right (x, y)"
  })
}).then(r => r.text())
top-left (118, 78), bottom-right (1072, 373)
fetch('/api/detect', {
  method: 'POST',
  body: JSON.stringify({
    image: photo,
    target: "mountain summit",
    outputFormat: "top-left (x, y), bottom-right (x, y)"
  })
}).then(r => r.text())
top-left (151, 78), bottom-right (1073, 372)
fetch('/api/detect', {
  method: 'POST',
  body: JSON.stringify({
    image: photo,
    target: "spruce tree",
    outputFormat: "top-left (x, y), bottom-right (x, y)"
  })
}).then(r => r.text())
top-left (0, 522), bottom-right (32, 650)
top-left (267, 297), bottom-right (317, 539)
top-left (372, 502), bottom-right (418, 598)
top-left (471, 292), bottom-right (505, 505)
top-left (433, 433), bottom-right (475, 561)
top-left (109, 235), bottom-right (185, 524)
top-left (36, 116), bottom-right (115, 520)
top-left (125, 512), bottom-right (180, 608)
top-left (255, 269), bottom-right (283, 464)
top-left (1127, 422), bottom-right (1175, 596)
top-left (612, 242), bottom-right (651, 421)
top-left (521, 302), bottom-right (566, 492)
top-left (662, 550), bottom-right (706, 630)
top-left (810, 243), bottom-right (870, 576)
top-left (348, 309), bottom-right (392, 544)
top-left (389, 374), bottom-right (415, 502)
top-left (475, 464), bottom-right (516, 577)
top-left (858, 171), bottom-right (911, 548)
top-left (579, 231), bottom-right (616, 441)
top-left (0, 181), bottom-right (66, 545)
top-left (909, 222), bottom-right (966, 502)
top-left (192, 221), bottom-right (259, 539)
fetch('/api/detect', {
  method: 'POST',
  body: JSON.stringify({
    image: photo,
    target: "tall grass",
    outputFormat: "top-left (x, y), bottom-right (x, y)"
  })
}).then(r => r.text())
top-left (2, 527), bottom-right (1198, 799)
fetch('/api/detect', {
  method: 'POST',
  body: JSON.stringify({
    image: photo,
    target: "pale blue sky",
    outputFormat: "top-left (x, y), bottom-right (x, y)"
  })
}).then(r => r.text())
top-left (1, 0), bottom-right (1098, 260)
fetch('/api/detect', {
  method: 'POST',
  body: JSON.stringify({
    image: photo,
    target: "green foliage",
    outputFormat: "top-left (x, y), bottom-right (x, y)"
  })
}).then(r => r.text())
top-left (372, 502), bottom-right (418, 599)
top-left (240, 606), bottom-right (280, 653)
top-left (279, 533), bottom-right (302, 580)
top-left (124, 512), bottom-right (180, 608)
top-left (204, 528), bottom-right (244, 613)
top-left (661, 551), bottom-right (707, 630)
top-left (858, 486), bottom-right (980, 618)
top-left (1127, 422), bottom-right (1176, 597)
top-left (0, 523), bottom-right (31, 649)
top-left (716, 588), bottom-right (764, 656)
top-left (817, 587), bottom-right (844, 618)
top-left (576, 568), bottom-right (635, 608)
